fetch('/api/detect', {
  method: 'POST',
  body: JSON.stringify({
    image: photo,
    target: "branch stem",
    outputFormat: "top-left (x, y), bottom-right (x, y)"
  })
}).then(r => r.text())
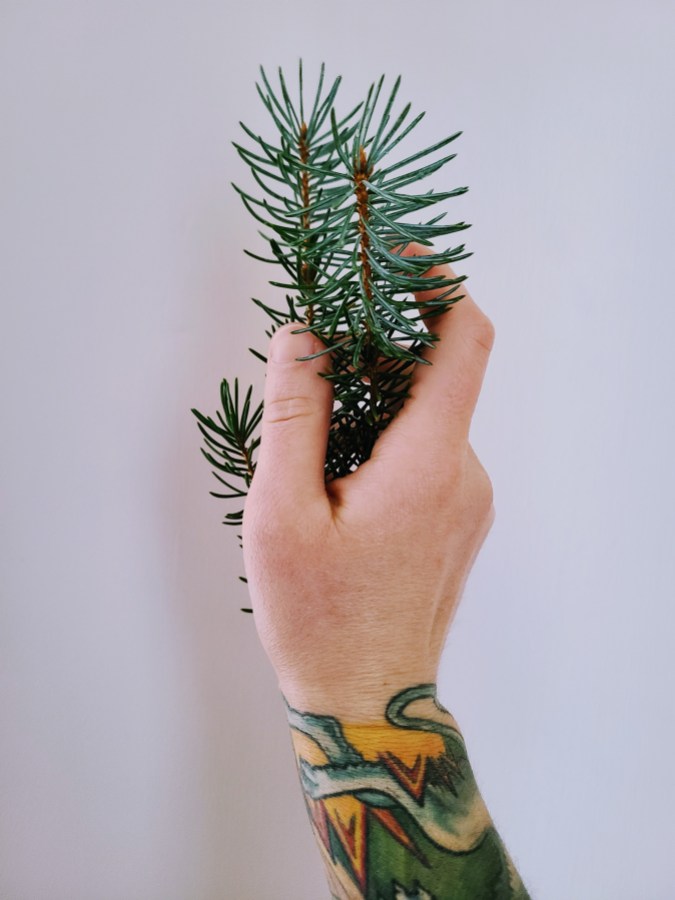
top-left (298, 122), bottom-right (314, 326)
top-left (354, 146), bottom-right (382, 421)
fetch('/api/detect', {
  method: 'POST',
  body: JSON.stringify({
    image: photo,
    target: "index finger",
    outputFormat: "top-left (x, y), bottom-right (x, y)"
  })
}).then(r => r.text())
top-left (377, 242), bottom-right (496, 451)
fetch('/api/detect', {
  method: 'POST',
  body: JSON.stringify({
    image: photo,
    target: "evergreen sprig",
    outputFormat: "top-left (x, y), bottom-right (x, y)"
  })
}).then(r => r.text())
top-left (192, 61), bottom-right (472, 603)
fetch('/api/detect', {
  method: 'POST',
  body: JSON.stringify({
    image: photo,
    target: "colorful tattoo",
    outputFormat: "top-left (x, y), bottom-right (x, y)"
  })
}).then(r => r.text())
top-left (285, 684), bottom-right (530, 900)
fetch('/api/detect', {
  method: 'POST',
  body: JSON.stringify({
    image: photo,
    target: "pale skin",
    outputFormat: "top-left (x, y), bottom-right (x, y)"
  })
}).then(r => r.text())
top-left (242, 243), bottom-right (496, 722)
top-left (240, 245), bottom-right (532, 899)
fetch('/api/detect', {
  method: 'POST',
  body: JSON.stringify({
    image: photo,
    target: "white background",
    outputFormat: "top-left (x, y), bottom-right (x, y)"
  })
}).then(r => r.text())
top-left (2, 2), bottom-right (674, 898)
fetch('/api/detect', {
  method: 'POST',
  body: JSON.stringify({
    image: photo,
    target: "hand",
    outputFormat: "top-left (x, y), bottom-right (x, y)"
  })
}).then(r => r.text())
top-left (242, 245), bottom-right (496, 720)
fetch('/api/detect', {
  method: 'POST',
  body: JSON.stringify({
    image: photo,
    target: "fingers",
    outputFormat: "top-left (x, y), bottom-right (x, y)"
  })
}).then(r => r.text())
top-left (251, 244), bottom-right (493, 509)
top-left (379, 243), bottom-right (495, 450)
top-left (252, 323), bottom-right (333, 507)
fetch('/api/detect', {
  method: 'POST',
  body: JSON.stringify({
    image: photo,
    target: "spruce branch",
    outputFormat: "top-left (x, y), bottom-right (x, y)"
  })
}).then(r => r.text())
top-left (192, 61), bottom-right (473, 605)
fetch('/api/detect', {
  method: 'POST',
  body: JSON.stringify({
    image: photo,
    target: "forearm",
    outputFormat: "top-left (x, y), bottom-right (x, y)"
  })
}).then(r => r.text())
top-left (284, 683), bottom-right (531, 900)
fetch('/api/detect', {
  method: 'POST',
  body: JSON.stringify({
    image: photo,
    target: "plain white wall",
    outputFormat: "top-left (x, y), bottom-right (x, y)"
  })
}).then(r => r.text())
top-left (2, 2), bottom-right (674, 898)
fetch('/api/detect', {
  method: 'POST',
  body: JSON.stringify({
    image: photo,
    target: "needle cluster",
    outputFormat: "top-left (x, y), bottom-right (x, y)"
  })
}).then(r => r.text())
top-left (192, 61), bottom-right (472, 597)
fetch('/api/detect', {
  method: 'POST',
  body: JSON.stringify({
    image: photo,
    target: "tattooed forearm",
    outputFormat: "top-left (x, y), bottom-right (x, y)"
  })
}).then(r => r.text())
top-left (285, 684), bottom-right (530, 900)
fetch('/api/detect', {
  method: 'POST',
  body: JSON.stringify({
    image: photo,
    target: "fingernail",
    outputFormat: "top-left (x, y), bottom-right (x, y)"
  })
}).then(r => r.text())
top-left (269, 326), bottom-right (318, 363)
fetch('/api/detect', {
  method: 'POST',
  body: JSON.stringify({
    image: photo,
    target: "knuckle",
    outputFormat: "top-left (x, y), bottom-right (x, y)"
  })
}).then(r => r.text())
top-left (264, 394), bottom-right (316, 425)
top-left (471, 462), bottom-right (494, 518)
top-left (477, 469), bottom-right (494, 511)
top-left (465, 445), bottom-right (494, 518)
top-left (465, 312), bottom-right (496, 355)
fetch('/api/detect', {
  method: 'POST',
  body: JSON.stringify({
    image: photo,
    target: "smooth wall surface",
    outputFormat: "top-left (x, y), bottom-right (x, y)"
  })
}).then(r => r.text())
top-left (2, 2), bottom-right (674, 898)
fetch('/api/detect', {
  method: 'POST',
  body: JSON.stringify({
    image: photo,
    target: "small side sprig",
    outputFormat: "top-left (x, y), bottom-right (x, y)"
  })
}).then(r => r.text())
top-left (191, 378), bottom-right (261, 610)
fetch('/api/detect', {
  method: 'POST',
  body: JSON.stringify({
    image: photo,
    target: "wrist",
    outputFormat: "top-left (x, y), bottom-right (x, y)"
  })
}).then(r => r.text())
top-left (279, 668), bottom-right (439, 724)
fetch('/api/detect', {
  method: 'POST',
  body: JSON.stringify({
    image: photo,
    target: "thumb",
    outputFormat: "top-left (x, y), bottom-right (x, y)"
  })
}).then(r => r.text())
top-left (254, 323), bottom-right (333, 504)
